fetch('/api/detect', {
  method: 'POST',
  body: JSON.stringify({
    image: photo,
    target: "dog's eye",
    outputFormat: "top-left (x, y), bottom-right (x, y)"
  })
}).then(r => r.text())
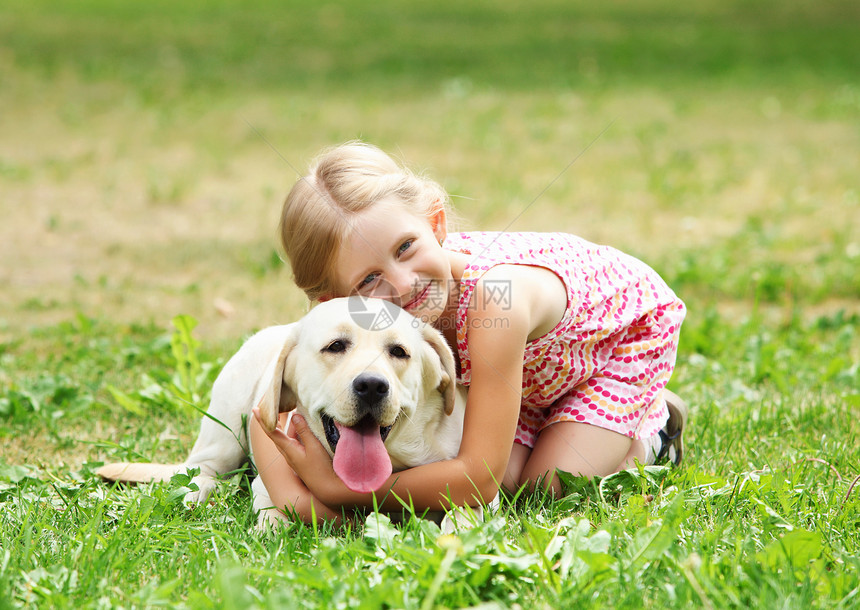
top-left (388, 344), bottom-right (409, 359)
top-left (322, 340), bottom-right (348, 354)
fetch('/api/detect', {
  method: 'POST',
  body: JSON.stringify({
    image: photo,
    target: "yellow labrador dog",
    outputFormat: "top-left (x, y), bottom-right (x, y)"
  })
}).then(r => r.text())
top-left (98, 297), bottom-right (490, 528)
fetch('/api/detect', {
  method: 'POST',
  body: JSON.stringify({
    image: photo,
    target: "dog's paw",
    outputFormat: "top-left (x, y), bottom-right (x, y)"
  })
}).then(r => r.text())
top-left (255, 507), bottom-right (293, 531)
top-left (439, 494), bottom-right (500, 534)
top-left (183, 476), bottom-right (217, 505)
top-left (440, 505), bottom-right (483, 535)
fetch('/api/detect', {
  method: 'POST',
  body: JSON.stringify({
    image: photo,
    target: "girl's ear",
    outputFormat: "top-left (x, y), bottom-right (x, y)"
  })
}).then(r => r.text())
top-left (429, 205), bottom-right (447, 243)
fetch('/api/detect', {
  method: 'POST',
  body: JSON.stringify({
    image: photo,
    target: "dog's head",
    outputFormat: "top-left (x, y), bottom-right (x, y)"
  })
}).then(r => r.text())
top-left (257, 296), bottom-right (456, 493)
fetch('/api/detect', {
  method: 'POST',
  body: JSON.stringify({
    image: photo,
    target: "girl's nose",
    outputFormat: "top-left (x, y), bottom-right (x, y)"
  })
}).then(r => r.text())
top-left (388, 269), bottom-right (417, 304)
top-left (364, 270), bottom-right (413, 304)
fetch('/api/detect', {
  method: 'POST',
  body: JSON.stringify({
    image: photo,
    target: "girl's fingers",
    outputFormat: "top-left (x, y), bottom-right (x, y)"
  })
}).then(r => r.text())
top-left (253, 407), bottom-right (305, 457)
top-left (289, 414), bottom-right (310, 444)
top-left (289, 413), bottom-right (333, 462)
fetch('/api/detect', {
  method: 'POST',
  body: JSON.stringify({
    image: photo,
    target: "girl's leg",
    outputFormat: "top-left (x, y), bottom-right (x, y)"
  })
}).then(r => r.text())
top-left (614, 390), bottom-right (691, 470)
top-left (502, 442), bottom-right (532, 493)
top-left (519, 421), bottom-right (633, 495)
top-left (618, 438), bottom-right (650, 470)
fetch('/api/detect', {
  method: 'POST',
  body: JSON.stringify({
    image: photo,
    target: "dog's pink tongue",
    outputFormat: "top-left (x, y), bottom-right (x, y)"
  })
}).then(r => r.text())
top-left (332, 419), bottom-right (392, 493)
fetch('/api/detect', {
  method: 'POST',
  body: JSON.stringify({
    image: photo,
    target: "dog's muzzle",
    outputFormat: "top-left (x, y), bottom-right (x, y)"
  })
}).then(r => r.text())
top-left (323, 411), bottom-right (395, 493)
top-left (321, 413), bottom-right (392, 453)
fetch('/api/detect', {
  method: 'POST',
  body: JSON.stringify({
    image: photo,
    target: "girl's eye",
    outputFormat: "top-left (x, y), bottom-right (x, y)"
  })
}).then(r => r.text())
top-left (397, 239), bottom-right (413, 256)
top-left (357, 273), bottom-right (378, 290)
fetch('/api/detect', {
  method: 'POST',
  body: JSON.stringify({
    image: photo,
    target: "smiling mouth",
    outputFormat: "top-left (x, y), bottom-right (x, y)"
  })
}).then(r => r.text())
top-left (320, 413), bottom-right (393, 452)
top-left (403, 283), bottom-right (431, 311)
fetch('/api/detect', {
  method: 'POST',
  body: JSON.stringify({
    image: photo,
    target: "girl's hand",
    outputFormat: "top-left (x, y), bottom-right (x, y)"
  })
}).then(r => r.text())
top-left (251, 408), bottom-right (349, 504)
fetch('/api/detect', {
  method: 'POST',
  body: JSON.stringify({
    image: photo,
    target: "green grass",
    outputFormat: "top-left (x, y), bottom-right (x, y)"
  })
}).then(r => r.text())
top-left (1, 311), bottom-right (858, 607)
top-left (1, 0), bottom-right (859, 607)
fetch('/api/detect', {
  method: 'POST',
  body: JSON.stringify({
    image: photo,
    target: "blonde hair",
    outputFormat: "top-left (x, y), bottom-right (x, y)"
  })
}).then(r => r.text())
top-left (279, 142), bottom-right (450, 301)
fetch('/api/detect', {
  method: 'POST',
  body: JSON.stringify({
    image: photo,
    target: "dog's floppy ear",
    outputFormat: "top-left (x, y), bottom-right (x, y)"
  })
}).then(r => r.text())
top-left (420, 324), bottom-right (458, 416)
top-left (257, 325), bottom-right (299, 431)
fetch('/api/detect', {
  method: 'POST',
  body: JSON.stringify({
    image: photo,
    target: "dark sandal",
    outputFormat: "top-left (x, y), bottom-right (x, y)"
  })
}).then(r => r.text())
top-left (657, 390), bottom-right (688, 465)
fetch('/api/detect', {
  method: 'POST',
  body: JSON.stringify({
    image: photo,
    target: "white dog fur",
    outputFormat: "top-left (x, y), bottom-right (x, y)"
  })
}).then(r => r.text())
top-left (97, 297), bottom-right (494, 530)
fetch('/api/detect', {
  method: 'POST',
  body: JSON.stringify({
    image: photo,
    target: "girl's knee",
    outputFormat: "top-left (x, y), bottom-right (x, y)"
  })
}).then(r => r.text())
top-left (518, 422), bottom-right (634, 490)
top-left (502, 442), bottom-right (531, 494)
top-left (518, 459), bottom-right (563, 495)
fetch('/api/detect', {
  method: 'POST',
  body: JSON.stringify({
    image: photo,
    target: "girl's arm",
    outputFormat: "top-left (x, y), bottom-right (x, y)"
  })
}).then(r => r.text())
top-left (248, 412), bottom-right (348, 523)
top-left (258, 275), bottom-right (537, 512)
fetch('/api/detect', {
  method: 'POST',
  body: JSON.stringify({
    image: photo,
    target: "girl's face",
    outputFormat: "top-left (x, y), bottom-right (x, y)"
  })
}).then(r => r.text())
top-left (330, 198), bottom-right (455, 325)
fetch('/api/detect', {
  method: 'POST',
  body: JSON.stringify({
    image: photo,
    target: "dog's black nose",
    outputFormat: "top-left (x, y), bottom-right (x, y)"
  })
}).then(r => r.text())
top-left (352, 374), bottom-right (389, 409)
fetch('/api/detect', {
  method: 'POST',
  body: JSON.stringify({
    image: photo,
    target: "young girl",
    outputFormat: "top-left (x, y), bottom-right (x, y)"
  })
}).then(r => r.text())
top-left (249, 141), bottom-right (687, 523)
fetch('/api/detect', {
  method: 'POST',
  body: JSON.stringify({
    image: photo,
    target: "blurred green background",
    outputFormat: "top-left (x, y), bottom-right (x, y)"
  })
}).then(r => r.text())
top-left (1, 0), bottom-right (858, 337)
top-left (5, 0), bottom-right (859, 92)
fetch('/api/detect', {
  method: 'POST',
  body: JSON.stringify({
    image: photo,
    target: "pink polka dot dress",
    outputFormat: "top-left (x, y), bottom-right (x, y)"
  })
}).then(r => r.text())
top-left (444, 232), bottom-right (686, 446)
